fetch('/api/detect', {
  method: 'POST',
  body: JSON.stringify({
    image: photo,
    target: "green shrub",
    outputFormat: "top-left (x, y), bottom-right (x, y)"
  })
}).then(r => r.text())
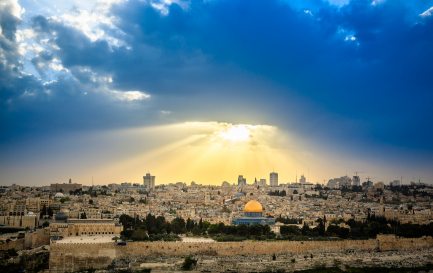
top-left (181, 256), bottom-right (197, 270)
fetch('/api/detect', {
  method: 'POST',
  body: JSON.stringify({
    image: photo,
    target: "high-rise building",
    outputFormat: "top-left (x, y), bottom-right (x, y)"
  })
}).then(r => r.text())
top-left (299, 174), bottom-right (306, 184)
top-left (270, 172), bottom-right (278, 187)
top-left (352, 175), bottom-right (361, 186)
top-left (390, 179), bottom-right (401, 187)
top-left (143, 173), bottom-right (155, 190)
top-left (238, 175), bottom-right (247, 186)
top-left (327, 176), bottom-right (351, 189)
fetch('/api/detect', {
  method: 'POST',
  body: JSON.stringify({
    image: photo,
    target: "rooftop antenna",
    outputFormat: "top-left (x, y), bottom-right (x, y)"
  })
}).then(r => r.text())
top-left (354, 171), bottom-right (364, 176)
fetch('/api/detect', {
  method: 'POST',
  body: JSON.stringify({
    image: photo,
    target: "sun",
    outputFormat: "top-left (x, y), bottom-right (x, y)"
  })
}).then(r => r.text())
top-left (219, 124), bottom-right (251, 142)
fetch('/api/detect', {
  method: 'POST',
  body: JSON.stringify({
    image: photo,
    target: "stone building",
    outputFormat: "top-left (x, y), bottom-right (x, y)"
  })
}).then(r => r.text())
top-left (232, 200), bottom-right (275, 225)
top-left (51, 180), bottom-right (82, 193)
top-left (0, 213), bottom-right (38, 228)
top-left (49, 212), bottom-right (122, 238)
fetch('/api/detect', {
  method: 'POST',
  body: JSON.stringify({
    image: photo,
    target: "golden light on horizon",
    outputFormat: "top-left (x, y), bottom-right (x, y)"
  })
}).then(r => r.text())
top-left (218, 124), bottom-right (251, 142)
top-left (13, 121), bottom-right (352, 185)
top-left (88, 121), bottom-right (305, 184)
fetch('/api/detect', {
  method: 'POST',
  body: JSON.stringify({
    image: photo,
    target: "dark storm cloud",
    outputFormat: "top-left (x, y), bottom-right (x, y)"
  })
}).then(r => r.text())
top-left (112, 0), bottom-right (433, 152)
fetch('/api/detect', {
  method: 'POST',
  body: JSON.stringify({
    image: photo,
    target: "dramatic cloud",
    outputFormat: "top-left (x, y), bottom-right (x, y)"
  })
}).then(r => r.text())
top-left (1, 0), bottom-right (433, 184)
top-left (420, 6), bottom-right (433, 17)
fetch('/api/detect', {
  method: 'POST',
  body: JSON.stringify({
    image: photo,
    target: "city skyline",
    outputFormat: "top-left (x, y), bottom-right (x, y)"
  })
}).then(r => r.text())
top-left (1, 120), bottom-right (431, 186)
top-left (2, 1), bottom-right (433, 273)
top-left (2, 0), bottom-right (433, 186)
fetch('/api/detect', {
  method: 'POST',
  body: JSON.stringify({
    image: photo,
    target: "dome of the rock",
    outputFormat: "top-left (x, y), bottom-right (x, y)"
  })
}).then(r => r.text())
top-left (244, 200), bottom-right (263, 213)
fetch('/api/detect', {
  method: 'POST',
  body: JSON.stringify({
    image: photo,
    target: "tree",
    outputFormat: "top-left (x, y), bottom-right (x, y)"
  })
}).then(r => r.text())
top-left (171, 217), bottom-right (186, 234)
top-left (131, 228), bottom-right (148, 241)
top-left (47, 206), bottom-right (53, 217)
top-left (40, 205), bottom-right (47, 218)
top-left (301, 223), bottom-right (310, 235)
top-left (315, 218), bottom-right (325, 236)
top-left (119, 214), bottom-right (135, 230)
top-left (198, 218), bottom-right (203, 229)
top-left (145, 213), bottom-right (157, 234)
top-left (181, 256), bottom-right (197, 270)
top-left (326, 225), bottom-right (349, 239)
top-left (208, 223), bottom-right (223, 235)
top-left (155, 215), bottom-right (167, 233)
top-left (192, 226), bottom-right (202, 236)
top-left (280, 225), bottom-right (301, 236)
top-left (8, 248), bottom-right (19, 256)
top-left (186, 218), bottom-right (195, 232)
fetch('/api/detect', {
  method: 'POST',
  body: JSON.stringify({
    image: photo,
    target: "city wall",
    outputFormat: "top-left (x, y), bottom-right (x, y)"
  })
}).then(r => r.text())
top-left (49, 235), bottom-right (433, 273)
top-left (0, 228), bottom-right (50, 251)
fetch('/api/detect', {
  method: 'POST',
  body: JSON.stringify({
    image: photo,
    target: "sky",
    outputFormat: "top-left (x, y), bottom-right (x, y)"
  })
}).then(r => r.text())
top-left (1, 0), bottom-right (433, 186)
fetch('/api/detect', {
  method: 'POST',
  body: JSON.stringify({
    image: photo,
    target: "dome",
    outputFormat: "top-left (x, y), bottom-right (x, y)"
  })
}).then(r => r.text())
top-left (244, 200), bottom-right (263, 213)
top-left (54, 192), bottom-right (64, 198)
top-left (55, 212), bottom-right (68, 221)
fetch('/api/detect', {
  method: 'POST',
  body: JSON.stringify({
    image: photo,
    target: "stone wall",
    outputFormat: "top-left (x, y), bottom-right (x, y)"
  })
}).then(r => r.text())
top-left (0, 237), bottom-right (25, 251)
top-left (0, 228), bottom-right (50, 251)
top-left (376, 234), bottom-right (433, 251)
top-left (49, 235), bottom-right (433, 273)
top-left (27, 228), bottom-right (50, 248)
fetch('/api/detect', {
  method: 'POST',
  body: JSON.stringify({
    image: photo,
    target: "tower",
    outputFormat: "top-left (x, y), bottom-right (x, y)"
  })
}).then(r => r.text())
top-left (352, 175), bottom-right (360, 187)
top-left (299, 174), bottom-right (306, 184)
top-left (143, 173), bottom-right (155, 190)
top-left (270, 172), bottom-right (278, 187)
top-left (238, 175), bottom-right (247, 187)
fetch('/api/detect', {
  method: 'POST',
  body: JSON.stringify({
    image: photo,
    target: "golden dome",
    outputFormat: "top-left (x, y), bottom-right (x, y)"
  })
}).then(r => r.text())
top-left (244, 200), bottom-right (263, 213)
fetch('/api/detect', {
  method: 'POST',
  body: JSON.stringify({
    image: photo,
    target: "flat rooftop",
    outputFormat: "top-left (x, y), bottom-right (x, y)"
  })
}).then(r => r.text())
top-left (53, 235), bottom-right (115, 244)
top-left (66, 219), bottom-right (117, 223)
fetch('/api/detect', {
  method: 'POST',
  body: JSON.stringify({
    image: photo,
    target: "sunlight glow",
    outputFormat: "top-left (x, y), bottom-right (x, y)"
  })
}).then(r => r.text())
top-left (18, 121), bottom-right (327, 185)
top-left (219, 124), bottom-right (251, 142)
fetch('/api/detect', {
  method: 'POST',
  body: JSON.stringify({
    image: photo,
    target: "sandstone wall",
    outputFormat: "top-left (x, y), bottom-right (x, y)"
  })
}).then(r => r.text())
top-left (0, 228), bottom-right (50, 251)
top-left (0, 238), bottom-right (25, 251)
top-left (376, 234), bottom-right (433, 251)
top-left (28, 228), bottom-right (50, 248)
top-left (49, 235), bottom-right (433, 273)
